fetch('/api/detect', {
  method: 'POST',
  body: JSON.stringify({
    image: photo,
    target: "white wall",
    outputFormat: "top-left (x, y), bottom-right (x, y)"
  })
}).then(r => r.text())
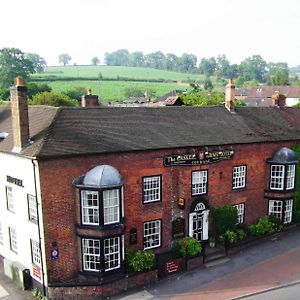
top-left (0, 152), bottom-right (46, 286)
top-left (286, 97), bottom-right (299, 107)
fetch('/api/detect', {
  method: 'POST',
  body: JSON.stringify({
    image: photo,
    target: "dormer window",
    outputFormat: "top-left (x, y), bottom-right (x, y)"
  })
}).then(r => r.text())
top-left (268, 147), bottom-right (298, 192)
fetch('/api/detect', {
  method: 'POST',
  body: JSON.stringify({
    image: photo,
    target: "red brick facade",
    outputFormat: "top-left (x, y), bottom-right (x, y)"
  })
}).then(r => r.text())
top-left (38, 140), bottom-right (297, 286)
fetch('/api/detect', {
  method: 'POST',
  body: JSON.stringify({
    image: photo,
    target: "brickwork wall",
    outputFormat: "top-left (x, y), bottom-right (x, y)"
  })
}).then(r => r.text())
top-left (38, 141), bottom-right (297, 284)
top-left (47, 269), bottom-right (157, 300)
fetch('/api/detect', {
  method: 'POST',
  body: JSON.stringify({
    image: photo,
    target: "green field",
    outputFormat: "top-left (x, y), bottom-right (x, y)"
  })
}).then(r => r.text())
top-left (31, 65), bottom-right (213, 102)
top-left (45, 80), bottom-right (187, 102)
top-left (36, 65), bottom-right (203, 82)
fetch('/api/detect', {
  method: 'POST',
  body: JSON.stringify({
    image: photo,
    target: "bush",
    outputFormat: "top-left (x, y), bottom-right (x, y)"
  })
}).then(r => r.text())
top-left (219, 230), bottom-right (238, 244)
top-left (249, 216), bottom-right (277, 236)
top-left (211, 205), bottom-right (238, 238)
top-left (126, 249), bottom-right (155, 273)
top-left (62, 86), bottom-right (87, 102)
top-left (173, 237), bottom-right (202, 258)
top-left (30, 91), bottom-right (78, 107)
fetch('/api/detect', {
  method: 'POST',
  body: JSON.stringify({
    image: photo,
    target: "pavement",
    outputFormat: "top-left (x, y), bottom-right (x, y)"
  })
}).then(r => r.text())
top-left (1, 226), bottom-right (300, 300)
top-left (0, 256), bottom-right (34, 300)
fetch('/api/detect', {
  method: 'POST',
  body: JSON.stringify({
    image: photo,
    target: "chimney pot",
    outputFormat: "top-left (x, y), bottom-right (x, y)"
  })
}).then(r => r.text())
top-left (16, 76), bottom-right (24, 86)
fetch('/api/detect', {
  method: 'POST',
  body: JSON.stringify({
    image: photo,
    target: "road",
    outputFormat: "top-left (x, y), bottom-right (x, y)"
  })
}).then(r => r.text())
top-left (115, 225), bottom-right (300, 300)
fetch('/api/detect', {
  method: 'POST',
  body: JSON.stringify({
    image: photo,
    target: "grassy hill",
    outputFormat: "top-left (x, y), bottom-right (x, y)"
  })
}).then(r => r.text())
top-left (30, 65), bottom-right (211, 102)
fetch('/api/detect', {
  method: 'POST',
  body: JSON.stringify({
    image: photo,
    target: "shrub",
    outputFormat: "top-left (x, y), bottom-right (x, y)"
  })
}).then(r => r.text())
top-left (249, 216), bottom-right (277, 236)
top-left (219, 230), bottom-right (238, 244)
top-left (30, 91), bottom-right (78, 107)
top-left (126, 249), bottom-right (155, 273)
top-left (211, 205), bottom-right (238, 238)
top-left (173, 237), bottom-right (202, 258)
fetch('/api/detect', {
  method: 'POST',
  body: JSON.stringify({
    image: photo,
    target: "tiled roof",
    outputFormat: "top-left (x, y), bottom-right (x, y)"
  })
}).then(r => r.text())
top-left (247, 86), bottom-right (300, 98)
top-left (0, 106), bottom-right (300, 158)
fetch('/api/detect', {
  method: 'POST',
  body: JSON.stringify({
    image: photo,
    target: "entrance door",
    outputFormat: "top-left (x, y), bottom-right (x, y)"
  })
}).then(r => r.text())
top-left (189, 210), bottom-right (209, 241)
top-left (189, 212), bottom-right (203, 241)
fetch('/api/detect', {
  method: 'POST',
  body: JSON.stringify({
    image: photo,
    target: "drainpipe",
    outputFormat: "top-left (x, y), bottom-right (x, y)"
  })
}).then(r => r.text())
top-left (32, 159), bottom-right (46, 296)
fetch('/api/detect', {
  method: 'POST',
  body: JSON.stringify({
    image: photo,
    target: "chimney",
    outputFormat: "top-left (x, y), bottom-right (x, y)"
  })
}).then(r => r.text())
top-left (272, 93), bottom-right (286, 108)
top-left (81, 88), bottom-right (99, 107)
top-left (10, 77), bottom-right (30, 153)
top-left (225, 78), bottom-right (236, 113)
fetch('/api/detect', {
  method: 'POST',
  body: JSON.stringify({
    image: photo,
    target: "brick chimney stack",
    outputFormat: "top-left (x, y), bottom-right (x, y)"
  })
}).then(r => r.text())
top-left (81, 88), bottom-right (99, 107)
top-left (10, 77), bottom-right (30, 153)
top-left (225, 78), bottom-right (236, 113)
top-left (272, 93), bottom-right (286, 108)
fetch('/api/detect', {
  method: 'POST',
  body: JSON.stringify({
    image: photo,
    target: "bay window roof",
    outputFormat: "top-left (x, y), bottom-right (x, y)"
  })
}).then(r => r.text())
top-left (267, 147), bottom-right (298, 164)
top-left (74, 165), bottom-right (123, 189)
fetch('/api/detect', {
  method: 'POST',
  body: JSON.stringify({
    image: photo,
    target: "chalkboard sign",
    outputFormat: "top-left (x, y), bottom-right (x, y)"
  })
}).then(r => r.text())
top-left (172, 218), bottom-right (185, 239)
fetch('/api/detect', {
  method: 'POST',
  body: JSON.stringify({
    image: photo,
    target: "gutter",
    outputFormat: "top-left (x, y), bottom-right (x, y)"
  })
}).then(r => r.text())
top-left (32, 159), bottom-right (47, 296)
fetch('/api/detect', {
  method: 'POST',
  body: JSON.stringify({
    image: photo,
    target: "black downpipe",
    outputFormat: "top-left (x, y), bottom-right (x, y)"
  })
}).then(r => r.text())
top-left (32, 159), bottom-right (47, 296)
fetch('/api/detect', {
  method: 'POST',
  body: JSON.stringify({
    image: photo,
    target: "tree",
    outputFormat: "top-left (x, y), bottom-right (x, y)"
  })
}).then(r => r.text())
top-left (182, 91), bottom-right (224, 106)
top-left (145, 51), bottom-right (165, 69)
top-left (239, 55), bottom-right (267, 82)
top-left (266, 62), bottom-right (289, 85)
top-left (129, 51), bottom-right (145, 67)
top-left (198, 57), bottom-right (216, 76)
top-left (215, 54), bottom-right (231, 79)
top-left (26, 82), bottom-right (52, 99)
top-left (178, 53), bottom-right (197, 73)
top-left (62, 87), bottom-right (87, 102)
top-left (91, 57), bottom-right (100, 66)
top-left (0, 48), bottom-right (34, 88)
top-left (58, 53), bottom-right (71, 66)
top-left (30, 91), bottom-right (78, 107)
top-left (203, 76), bottom-right (213, 91)
top-left (25, 53), bottom-right (47, 73)
top-left (164, 53), bottom-right (178, 71)
top-left (104, 49), bottom-right (130, 66)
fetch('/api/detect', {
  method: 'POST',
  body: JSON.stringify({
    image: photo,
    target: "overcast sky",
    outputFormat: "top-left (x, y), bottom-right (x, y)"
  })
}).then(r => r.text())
top-left (1, 0), bottom-right (300, 67)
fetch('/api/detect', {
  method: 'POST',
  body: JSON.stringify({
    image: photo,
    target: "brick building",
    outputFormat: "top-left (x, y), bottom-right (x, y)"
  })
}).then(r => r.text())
top-left (0, 79), bottom-right (299, 299)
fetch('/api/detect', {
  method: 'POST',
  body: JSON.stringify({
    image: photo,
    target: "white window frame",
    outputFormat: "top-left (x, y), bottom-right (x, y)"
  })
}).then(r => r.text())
top-left (286, 165), bottom-right (295, 190)
top-left (104, 237), bottom-right (121, 271)
top-left (143, 220), bottom-right (161, 250)
top-left (28, 194), bottom-right (38, 222)
top-left (143, 175), bottom-right (161, 203)
top-left (192, 170), bottom-right (208, 195)
top-left (31, 240), bottom-right (41, 266)
top-left (269, 200), bottom-right (283, 220)
top-left (81, 190), bottom-right (99, 225)
top-left (284, 199), bottom-right (293, 224)
top-left (270, 165), bottom-right (285, 190)
top-left (6, 186), bottom-right (14, 213)
top-left (232, 166), bottom-right (246, 189)
top-left (233, 203), bottom-right (245, 224)
top-left (9, 227), bottom-right (17, 253)
top-left (82, 238), bottom-right (100, 272)
top-left (103, 189), bottom-right (120, 225)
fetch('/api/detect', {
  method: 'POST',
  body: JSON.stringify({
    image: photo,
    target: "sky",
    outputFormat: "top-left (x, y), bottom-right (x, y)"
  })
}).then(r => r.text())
top-left (1, 0), bottom-right (300, 67)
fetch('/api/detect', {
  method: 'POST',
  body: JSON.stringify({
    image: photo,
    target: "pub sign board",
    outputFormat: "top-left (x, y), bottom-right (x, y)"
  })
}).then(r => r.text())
top-left (164, 148), bottom-right (234, 167)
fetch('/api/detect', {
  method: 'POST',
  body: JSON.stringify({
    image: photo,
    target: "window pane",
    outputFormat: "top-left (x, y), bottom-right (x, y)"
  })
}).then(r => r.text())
top-left (192, 171), bottom-right (207, 195)
top-left (284, 199), bottom-right (293, 224)
top-left (28, 194), bottom-right (38, 222)
top-left (103, 189), bottom-right (120, 225)
top-left (81, 190), bottom-right (99, 225)
top-left (143, 176), bottom-right (161, 203)
top-left (233, 166), bottom-right (246, 189)
top-left (82, 238), bottom-right (100, 271)
top-left (104, 237), bottom-right (120, 271)
top-left (143, 220), bottom-right (161, 250)
top-left (269, 200), bottom-right (283, 220)
top-left (233, 203), bottom-right (245, 223)
top-left (6, 186), bottom-right (14, 213)
top-left (31, 240), bottom-right (41, 266)
top-left (9, 227), bottom-right (17, 253)
top-left (286, 165), bottom-right (295, 190)
top-left (270, 165), bottom-right (284, 190)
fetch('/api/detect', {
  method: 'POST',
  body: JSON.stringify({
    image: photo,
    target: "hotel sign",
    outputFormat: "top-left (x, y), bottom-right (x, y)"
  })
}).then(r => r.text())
top-left (164, 148), bottom-right (234, 167)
